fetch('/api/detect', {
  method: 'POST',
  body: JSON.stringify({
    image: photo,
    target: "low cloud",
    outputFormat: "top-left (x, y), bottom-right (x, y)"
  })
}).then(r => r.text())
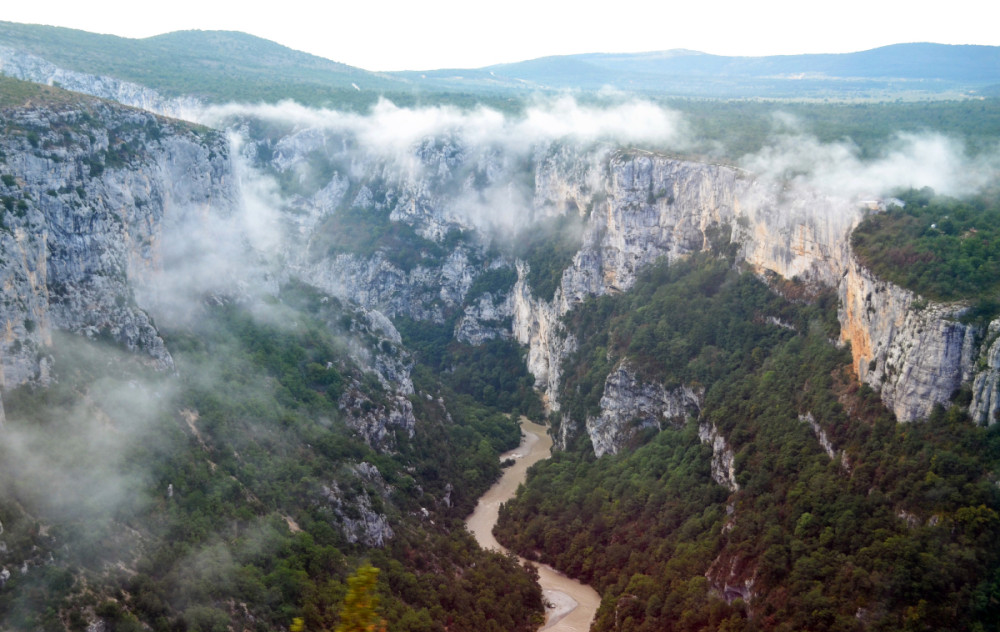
top-left (741, 131), bottom-right (1000, 199)
top-left (199, 96), bottom-right (687, 161)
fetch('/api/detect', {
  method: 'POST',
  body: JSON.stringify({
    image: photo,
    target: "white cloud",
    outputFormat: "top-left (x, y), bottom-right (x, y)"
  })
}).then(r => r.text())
top-left (742, 132), bottom-right (1000, 199)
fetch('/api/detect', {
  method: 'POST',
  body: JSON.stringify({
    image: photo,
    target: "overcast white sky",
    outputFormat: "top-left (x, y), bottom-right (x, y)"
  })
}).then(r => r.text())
top-left (4, 0), bottom-right (999, 71)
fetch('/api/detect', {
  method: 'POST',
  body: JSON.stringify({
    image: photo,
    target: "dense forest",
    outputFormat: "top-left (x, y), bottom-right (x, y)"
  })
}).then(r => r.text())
top-left (496, 255), bottom-right (1000, 631)
top-left (852, 188), bottom-right (1000, 315)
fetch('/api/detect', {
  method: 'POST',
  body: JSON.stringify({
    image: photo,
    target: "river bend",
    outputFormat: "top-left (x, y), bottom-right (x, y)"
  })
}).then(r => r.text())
top-left (466, 419), bottom-right (600, 631)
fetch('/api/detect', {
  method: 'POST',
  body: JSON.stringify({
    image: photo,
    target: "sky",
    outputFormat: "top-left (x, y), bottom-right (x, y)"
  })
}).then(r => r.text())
top-left (4, 0), bottom-right (999, 71)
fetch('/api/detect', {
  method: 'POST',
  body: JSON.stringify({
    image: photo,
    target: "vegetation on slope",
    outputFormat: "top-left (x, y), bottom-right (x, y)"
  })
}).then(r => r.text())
top-left (507, 213), bottom-right (585, 302)
top-left (654, 98), bottom-right (1000, 160)
top-left (0, 75), bottom-right (97, 109)
top-left (851, 188), bottom-right (1000, 310)
top-left (0, 282), bottom-right (543, 632)
top-left (0, 22), bottom-right (523, 111)
top-left (496, 254), bottom-right (1000, 631)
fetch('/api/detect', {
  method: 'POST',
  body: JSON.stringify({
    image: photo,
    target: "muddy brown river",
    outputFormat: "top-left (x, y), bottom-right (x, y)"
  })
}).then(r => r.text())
top-left (466, 419), bottom-right (600, 631)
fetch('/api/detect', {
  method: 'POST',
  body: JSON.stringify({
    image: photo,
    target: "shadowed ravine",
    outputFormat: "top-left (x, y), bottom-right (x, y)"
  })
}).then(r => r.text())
top-left (466, 419), bottom-right (601, 631)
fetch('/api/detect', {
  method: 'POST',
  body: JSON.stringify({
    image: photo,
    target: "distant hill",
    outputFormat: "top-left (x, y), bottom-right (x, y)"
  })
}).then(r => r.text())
top-left (401, 44), bottom-right (1000, 98)
top-left (0, 21), bottom-right (411, 106)
top-left (1, 21), bottom-right (997, 102)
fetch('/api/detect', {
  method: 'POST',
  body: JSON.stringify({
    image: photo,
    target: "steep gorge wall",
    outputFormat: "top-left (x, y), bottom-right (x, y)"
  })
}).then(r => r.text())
top-left (0, 102), bottom-right (238, 391)
top-left (512, 150), bottom-right (992, 454)
top-left (511, 152), bottom-right (869, 450)
top-left (2, 50), bottom-right (988, 441)
top-left (839, 254), bottom-right (978, 421)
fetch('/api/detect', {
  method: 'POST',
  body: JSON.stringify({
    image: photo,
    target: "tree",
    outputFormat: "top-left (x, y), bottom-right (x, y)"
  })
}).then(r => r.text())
top-left (291, 565), bottom-right (386, 632)
top-left (334, 565), bottom-right (387, 632)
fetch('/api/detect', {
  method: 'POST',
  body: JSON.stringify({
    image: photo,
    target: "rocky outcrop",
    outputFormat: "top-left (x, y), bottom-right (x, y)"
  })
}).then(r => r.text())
top-left (301, 248), bottom-right (476, 324)
top-left (512, 152), bottom-right (865, 438)
top-left (318, 463), bottom-right (394, 547)
top-left (586, 364), bottom-right (702, 457)
top-left (698, 421), bottom-right (739, 492)
top-left (455, 292), bottom-right (513, 345)
top-left (4, 52), bottom-right (985, 440)
top-left (838, 255), bottom-right (977, 421)
top-left (511, 266), bottom-right (576, 412)
top-left (969, 321), bottom-right (1000, 425)
top-left (336, 307), bottom-right (417, 448)
top-left (515, 151), bottom-right (989, 431)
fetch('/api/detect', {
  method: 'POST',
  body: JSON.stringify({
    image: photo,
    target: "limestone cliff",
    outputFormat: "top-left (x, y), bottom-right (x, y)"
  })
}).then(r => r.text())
top-left (513, 150), bottom-right (989, 441)
top-left (838, 254), bottom-right (977, 421)
top-left (0, 100), bottom-right (237, 390)
top-left (0, 46), bottom-right (200, 118)
top-left (4, 54), bottom-right (992, 453)
top-left (698, 420), bottom-right (739, 492)
top-left (970, 323), bottom-right (1000, 425)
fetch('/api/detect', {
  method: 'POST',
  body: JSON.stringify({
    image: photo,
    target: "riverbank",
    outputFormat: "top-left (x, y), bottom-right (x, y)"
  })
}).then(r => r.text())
top-left (466, 419), bottom-right (600, 631)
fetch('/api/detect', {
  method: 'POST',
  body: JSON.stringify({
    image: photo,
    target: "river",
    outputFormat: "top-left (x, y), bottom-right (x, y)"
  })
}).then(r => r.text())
top-left (466, 419), bottom-right (601, 631)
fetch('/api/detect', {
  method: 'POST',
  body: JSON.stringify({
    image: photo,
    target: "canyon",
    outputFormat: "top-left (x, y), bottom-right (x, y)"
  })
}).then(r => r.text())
top-left (0, 66), bottom-right (994, 454)
top-left (1, 35), bottom-right (998, 632)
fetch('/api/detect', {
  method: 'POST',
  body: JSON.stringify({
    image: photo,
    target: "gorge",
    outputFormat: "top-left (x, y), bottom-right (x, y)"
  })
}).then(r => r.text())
top-left (0, 33), bottom-right (998, 631)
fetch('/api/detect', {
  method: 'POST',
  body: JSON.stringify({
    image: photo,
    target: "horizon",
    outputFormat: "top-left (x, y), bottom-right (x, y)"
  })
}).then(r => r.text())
top-left (3, 0), bottom-right (998, 71)
top-left (0, 19), bottom-right (995, 74)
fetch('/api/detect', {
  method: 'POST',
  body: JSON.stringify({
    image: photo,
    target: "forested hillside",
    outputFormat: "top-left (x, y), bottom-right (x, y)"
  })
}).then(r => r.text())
top-left (0, 283), bottom-right (545, 632)
top-left (497, 255), bottom-right (1000, 631)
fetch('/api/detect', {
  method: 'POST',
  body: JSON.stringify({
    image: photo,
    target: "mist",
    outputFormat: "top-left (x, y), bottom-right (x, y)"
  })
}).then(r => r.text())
top-left (741, 129), bottom-right (1000, 200)
top-left (199, 96), bottom-right (688, 158)
top-left (127, 95), bottom-right (1000, 345)
top-left (0, 337), bottom-right (178, 571)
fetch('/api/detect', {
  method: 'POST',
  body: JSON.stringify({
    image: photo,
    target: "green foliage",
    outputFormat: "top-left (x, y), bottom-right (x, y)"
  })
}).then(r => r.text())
top-left (0, 284), bottom-right (542, 631)
top-left (497, 254), bottom-right (1000, 632)
top-left (0, 75), bottom-right (93, 109)
top-left (852, 188), bottom-right (1000, 312)
top-left (311, 206), bottom-right (449, 272)
top-left (508, 213), bottom-right (585, 301)
top-left (332, 565), bottom-right (386, 632)
top-left (663, 98), bottom-right (1000, 160)
top-left (396, 316), bottom-right (543, 424)
top-left (558, 254), bottom-right (838, 426)
top-left (465, 266), bottom-right (517, 304)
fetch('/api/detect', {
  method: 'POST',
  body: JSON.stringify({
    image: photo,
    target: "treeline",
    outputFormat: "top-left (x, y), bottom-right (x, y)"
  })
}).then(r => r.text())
top-left (496, 255), bottom-right (1000, 631)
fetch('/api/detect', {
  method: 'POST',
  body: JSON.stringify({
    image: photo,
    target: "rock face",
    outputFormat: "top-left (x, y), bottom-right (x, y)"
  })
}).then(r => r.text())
top-left (0, 101), bottom-right (237, 391)
top-left (698, 421), bottom-right (739, 492)
top-left (586, 364), bottom-right (702, 457)
top-left (455, 291), bottom-right (513, 345)
top-left (337, 308), bottom-right (417, 448)
top-left (969, 322), bottom-right (1000, 425)
top-left (319, 463), bottom-right (394, 547)
top-left (512, 153), bottom-right (863, 416)
top-left (3, 53), bottom-right (995, 465)
top-left (838, 254), bottom-right (978, 421)
top-left (257, 125), bottom-right (993, 445)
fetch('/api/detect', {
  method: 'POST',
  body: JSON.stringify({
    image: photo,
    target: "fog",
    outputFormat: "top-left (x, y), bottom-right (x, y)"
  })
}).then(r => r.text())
top-left (195, 97), bottom-right (999, 234)
top-left (199, 96), bottom-right (688, 158)
top-left (741, 130), bottom-right (1000, 199)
